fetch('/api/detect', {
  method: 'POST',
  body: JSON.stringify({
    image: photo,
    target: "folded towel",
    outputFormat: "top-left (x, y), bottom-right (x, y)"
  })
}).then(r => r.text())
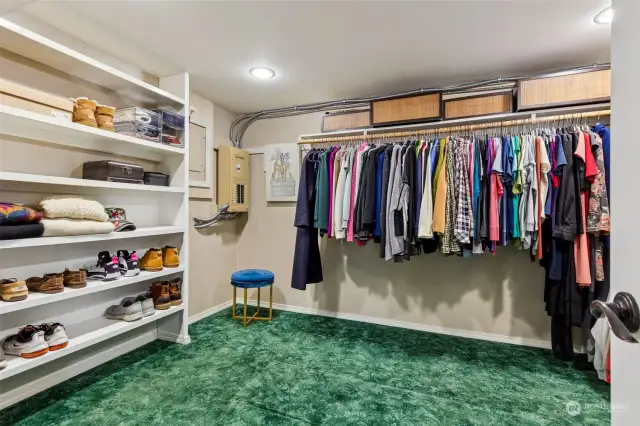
top-left (0, 202), bottom-right (42, 225)
top-left (0, 223), bottom-right (44, 240)
top-left (38, 197), bottom-right (109, 222)
top-left (42, 218), bottom-right (114, 237)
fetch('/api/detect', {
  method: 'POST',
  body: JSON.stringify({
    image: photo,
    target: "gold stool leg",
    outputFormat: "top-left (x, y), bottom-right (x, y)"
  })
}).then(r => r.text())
top-left (243, 288), bottom-right (248, 328)
top-left (232, 286), bottom-right (236, 318)
top-left (257, 288), bottom-right (261, 315)
top-left (268, 283), bottom-right (273, 321)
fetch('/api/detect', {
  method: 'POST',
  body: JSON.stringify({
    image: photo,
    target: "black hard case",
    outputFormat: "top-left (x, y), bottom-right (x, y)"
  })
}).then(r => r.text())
top-left (143, 171), bottom-right (170, 186)
top-left (82, 160), bottom-right (144, 184)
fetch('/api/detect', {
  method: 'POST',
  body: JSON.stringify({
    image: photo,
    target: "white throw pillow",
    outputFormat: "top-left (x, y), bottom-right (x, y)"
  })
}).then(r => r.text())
top-left (39, 197), bottom-right (109, 222)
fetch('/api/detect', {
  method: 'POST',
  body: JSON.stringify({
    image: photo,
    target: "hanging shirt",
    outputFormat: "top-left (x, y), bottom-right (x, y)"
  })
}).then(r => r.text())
top-left (373, 149), bottom-right (385, 240)
top-left (489, 138), bottom-right (503, 243)
top-left (521, 135), bottom-right (538, 250)
top-left (342, 148), bottom-right (354, 234)
top-left (432, 139), bottom-right (448, 234)
top-left (574, 132), bottom-right (593, 286)
top-left (454, 140), bottom-right (473, 244)
top-left (292, 151), bottom-right (324, 290)
top-left (347, 143), bottom-right (367, 241)
top-left (414, 146), bottom-right (423, 235)
top-left (418, 142), bottom-right (434, 238)
top-left (314, 150), bottom-right (331, 235)
top-left (379, 146), bottom-right (393, 259)
top-left (327, 147), bottom-right (338, 237)
top-left (386, 145), bottom-right (404, 260)
top-left (586, 133), bottom-right (610, 234)
top-left (442, 139), bottom-right (460, 254)
top-left (510, 136), bottom-right (521, 239)
top-left (334, 149), bottom-right (348, 240)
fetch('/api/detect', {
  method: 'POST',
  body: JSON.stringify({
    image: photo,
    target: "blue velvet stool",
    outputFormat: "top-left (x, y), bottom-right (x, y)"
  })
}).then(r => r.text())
top-left (231, 269), bottom-right (274, 327)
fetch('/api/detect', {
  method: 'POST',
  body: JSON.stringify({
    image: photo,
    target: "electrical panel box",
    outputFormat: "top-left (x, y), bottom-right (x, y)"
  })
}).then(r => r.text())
top-left (217, 145), bottom-right (250, 212)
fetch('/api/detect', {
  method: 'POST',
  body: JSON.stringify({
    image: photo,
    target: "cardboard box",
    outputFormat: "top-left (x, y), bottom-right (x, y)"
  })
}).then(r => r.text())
top-left (0, 77), bottom-right (73, 121)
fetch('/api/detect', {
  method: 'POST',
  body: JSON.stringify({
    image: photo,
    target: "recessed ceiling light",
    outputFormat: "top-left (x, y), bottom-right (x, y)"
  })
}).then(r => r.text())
top-left (594, 6), bottom-right (612, 24)
top-left (249, 67), bottom-right (275, 80)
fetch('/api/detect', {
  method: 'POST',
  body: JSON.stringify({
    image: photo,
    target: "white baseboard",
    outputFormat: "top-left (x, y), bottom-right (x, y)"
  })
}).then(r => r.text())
top-left (157, 332), bottom-right (191, 345)
top-left (0, 330), bottom-right (156, 410)
top-left (235, 298), bottom-right (553, 350)
top-left (188, 300), bottom-right (233, 324)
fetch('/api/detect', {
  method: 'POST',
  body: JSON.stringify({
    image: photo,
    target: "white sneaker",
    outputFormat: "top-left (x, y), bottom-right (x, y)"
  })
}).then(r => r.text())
top-left (1, 325), bottom-right (49, 358)
top-left (39, 323), bottom-right (69, 351)
top-left (117, 250), bottom-right (140, 277)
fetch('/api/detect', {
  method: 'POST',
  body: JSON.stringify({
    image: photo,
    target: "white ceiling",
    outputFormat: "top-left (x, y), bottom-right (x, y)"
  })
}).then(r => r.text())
top-left (18, 0), bottom-right (610, 114)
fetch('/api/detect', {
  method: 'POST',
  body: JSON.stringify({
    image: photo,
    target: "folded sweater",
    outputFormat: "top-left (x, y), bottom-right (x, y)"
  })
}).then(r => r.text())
top-left (0, 223), bottom-right (45, 240)
top-left (42, 218), bottom-right (114, 237)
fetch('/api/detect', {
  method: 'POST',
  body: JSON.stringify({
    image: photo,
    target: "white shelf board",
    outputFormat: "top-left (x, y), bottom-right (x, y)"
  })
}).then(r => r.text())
top-left (0, 105), bottom-right (184, 162)
top-left (0, 18), bottom-right (184, 108)
top-left (0, 226), bottom-right (185, 250)
top-left (0, 171), bottom-right (185, 194)
top-left (0, 267), bottom-right (184, 315)
top-left (0, 305), bottom-right (184, 380)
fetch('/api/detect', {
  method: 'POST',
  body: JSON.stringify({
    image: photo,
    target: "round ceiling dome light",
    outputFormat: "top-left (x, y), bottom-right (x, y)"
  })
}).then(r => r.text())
top-left (249, 67), bottom-right (275, 80)
top-left (594, 6), bottom-right (612, 24)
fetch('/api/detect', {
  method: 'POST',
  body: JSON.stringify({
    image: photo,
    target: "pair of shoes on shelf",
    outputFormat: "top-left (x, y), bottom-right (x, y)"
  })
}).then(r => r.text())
top-left (0, 278), bottom-right (28, 302)
top-left (87, 250), bottom-right (141, 281)
top-left (138, 247), bottom-right (179, 272)
top-left (23, 269), bottom-right (88, 294)
top-left (105, 278), bottom-right (182, 321)
top-left (1, 323), bottom-right (69, 360)
top-left (145, 278), bottom-right (182, 310)
top-left (105, 293), bottom-right (154, 322)
top-left (72, 97), bottom-right (115, 131)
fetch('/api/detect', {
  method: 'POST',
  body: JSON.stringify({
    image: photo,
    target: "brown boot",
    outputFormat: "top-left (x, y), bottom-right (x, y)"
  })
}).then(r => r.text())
top-left (26, 273), bottom-right (64, 294)
top-left (63, 269), bottom-right (87, 288)
top-left (148, 281), bottom-right (171, 310)
top-left (168, 278), bottom-right (182, 306)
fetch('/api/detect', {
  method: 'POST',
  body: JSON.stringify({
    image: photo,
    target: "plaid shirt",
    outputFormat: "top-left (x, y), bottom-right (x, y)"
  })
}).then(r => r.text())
top-left (454, 140), bottom-right (473, 244)
top-left (442, 139), bottom-right (461, 254)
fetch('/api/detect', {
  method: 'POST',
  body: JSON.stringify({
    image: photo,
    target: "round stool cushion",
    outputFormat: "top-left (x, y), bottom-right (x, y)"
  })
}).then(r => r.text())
top-left (231, 269), bottom-right (274, 288)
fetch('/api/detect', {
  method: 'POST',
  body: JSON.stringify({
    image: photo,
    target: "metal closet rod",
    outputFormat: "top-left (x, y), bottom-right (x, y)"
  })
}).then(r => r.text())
top-left (229, 62), bottom-right (610, 147)
top-left (296, 110), bottom-right (611, 144)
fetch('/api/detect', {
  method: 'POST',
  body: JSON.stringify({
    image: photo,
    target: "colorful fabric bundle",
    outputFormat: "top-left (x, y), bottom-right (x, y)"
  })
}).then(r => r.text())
top-left (0, 202), bottom-right (42, 225)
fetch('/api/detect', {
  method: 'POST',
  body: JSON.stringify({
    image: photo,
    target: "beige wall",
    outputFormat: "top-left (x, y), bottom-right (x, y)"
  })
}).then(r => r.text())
top-left (188, 104), bottom-right (239, 318)
top-left (239, 112), bottom-right (551, 344)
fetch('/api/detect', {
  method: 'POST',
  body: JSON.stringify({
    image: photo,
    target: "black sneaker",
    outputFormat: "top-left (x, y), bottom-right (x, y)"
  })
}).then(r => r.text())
top-left (117, 250), bottom-right (140, 277)
top-left (87, 251), bottom-right (120, 281)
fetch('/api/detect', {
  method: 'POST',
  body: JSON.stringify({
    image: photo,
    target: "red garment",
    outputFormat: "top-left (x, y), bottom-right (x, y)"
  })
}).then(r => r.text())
top-left (583, 132), bottom-right (598, 183)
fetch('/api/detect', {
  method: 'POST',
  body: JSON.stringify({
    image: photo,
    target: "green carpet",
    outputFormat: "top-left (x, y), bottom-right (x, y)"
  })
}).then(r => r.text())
top-left (1, 308), bottom-right (609, 425)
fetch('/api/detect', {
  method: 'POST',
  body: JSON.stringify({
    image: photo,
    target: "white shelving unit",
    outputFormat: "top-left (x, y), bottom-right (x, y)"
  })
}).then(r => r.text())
top-left (0, 19), bottom-right (190, 410)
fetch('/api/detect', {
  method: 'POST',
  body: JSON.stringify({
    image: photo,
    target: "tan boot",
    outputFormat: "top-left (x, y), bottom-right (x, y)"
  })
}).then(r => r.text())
top-left (95, 105), bottom-right (116, 132)
top-left (72, 97), bottom-right (97, 127)
top-left (162, 246), bottom-right (180, 268)
top-left (139, 248), bottom-right (163, 272)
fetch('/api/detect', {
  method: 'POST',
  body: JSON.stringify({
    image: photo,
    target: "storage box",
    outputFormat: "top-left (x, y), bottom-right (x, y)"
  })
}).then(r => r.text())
top-left (82, 160), bottom-right (144, 184)
top-left (0, 77), bottom-right (73, 121)
top-left (144, 172), bottom-right (170, 186)
top-left (154, 109), bottom-right (185, 147)
top-left (444, 90), bottom-right (513, 119)
top-left (322, 109), bottom-right (371, 132)
top-left (114, 122), bottom-right (160, 142)
top-left (517, 68), bottom-right (610, 110)
top-left (113, 107), bottom-right (161, 128)
top-left (371, 93), bottom-right (442, 127)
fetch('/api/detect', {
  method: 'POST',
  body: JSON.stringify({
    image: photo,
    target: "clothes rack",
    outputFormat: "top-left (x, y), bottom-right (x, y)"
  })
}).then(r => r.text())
top-left (298, 109), bottom-right (610, 144)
